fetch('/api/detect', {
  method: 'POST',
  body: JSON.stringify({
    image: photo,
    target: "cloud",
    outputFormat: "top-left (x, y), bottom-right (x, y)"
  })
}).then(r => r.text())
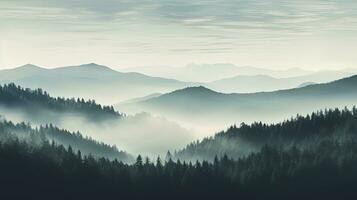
top-left (2, 0), bottom-right (357, 31)
top-left (1, 0), bottom-right (357, 68)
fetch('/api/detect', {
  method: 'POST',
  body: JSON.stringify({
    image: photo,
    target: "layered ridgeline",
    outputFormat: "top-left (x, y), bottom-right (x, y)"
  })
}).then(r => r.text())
top-left (118, 74), bottom-right (357, 130)
top-left (122, 63), bottom-right (344, 82)
top-left (0, 83), bottom-right (194, 155)
top-left (176, 108), bottom-right (357, 161)
top-left (2, 63), bottom-right (353, 105)
top-left (0, 63), bottom-right (192, 104)
top-left (2, 110), bottom-right (357, 199)
top-left (0, 82), bottom-right (131, 161)
top-left (123, 63), bottom-right (354, 92)
top-left (0, 119), bottom-right (132, 162)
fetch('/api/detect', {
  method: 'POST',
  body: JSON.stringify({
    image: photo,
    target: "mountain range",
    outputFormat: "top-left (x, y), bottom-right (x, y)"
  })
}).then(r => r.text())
top-left (0, 63), bottom-right (191, 104)
top-left (204, 70), bottom-right (352, 93)
top-left (1, 63), bottom-right (356, 106)
top-left (117, 74), bottom-right (357, 134)
top-left (121, 63), bottom-right (315, 82)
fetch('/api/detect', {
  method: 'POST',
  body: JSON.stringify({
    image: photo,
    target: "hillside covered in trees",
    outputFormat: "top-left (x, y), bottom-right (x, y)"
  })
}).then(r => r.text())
top-left (0, 83), bottom-right (120, 121)
top-left (0, 119), bottom-right (132, 162)
top-left (1, 122), bottom-right (357, 199)
top-left (176, 107), bottom-right (357, 161)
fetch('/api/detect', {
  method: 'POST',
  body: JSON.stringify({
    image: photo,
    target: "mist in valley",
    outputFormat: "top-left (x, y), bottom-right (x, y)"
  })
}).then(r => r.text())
top-left (0, 105), bottom-right (195, 157)
top-left (2, 74), bottom-right (357, 160)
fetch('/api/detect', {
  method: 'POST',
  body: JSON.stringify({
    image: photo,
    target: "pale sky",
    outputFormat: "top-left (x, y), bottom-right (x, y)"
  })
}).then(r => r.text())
top-left (1, 0), bottom-right (357, 70)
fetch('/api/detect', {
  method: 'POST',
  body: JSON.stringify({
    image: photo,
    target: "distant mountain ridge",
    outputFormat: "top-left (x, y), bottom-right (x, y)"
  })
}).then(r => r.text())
top-left (0, 63), bottom-right (193, 104)
top-left (2, 63), bottom-right (355, 105)
top-left (121, 63), bottom-right (315, 82)
top-left (117, 74), bottom-right (357, 131)
top-left (204, 70), bottom-right (353, 93)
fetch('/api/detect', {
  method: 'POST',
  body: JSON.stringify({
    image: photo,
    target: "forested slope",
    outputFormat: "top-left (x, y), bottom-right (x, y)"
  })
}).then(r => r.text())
top-left (0, 83), bottom-right (120, 121)
top-left (176, 107), bottom-right (357, 161)
top-left (1, 127), bottom-right (356, 199)
top-left (0, 119), bottom-right (132, 162)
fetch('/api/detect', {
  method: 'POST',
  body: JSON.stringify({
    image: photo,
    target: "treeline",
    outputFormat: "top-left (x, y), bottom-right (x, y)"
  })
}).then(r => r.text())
top-left (1, 131), bottom-right (357, 199)
top-left (176, 107), bottom-right (357, 161)
top-left (0, 83), bottom-right (120, 120)
top-left (0, 120), bottom-right (132, 162)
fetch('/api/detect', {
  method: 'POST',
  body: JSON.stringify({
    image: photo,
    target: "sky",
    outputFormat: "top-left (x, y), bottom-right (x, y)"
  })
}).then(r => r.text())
top-left (1, 0), bottom-right (357, 70)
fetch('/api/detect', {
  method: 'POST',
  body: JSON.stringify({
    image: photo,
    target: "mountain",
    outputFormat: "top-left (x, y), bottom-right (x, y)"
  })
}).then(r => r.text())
top-left (3, 64), bottom-right (351, 102)
top-left (121, 64), bottom-right (314, 82)
top-left (117, 74), bottom-right (357, 132)
top-left (0, 63), bottom-right (193, 104)
top-left (0, 64), bottom-right (47, 80)
top-left (205, 70), bottom-right (352, 93)
top-left (205, 75), bottom-right (289, 93)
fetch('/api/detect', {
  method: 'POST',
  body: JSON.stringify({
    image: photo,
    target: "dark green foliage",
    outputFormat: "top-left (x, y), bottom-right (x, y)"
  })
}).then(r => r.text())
top-left (0, 83), bottom-right (120, 120)
top-left (1, 108), bottom-right (357, 199)
top-left (176, 107), bottom-right (357, 161)
top-left (1, 134), bottom-right (357, 199)
top-left (0, 120), bottom-right (132, 162)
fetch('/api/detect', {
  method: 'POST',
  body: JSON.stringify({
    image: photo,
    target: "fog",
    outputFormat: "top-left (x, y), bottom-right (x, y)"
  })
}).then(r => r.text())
top-left (117, 97), bottom-right (357, 146)
top-left (0, 106), bottom-right (195, 157)
top-left (2, 84), bottom-right (357, 160)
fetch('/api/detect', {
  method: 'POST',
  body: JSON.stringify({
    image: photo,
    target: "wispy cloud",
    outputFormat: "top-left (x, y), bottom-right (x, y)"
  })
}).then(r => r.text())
top-left (1, 0), bottom-right (357, 68)
top-left (3, 0), bottom-right (357, 32)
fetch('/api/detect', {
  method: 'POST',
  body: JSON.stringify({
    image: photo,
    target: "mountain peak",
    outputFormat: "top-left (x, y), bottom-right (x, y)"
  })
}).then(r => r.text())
top-left (53, 63), bottom-right (117, 73)
top-left (78, 63), bottom-right (108, 69)
top-left (16, 64), bottom-right (44, 71)
top-left (168, 86), bottom-right (221, 97)
top-left (79, 63), bottom-right (119, 72)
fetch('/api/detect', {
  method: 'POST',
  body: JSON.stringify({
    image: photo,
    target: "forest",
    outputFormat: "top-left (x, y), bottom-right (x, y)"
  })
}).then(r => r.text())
top-left (0, 119), bottom-right (131, 162)
top-left (176, 107), bottom-right (357, 161)
top-left (1, 126), bottom-right (357, 199)
top-left (0, 83), bottom-right (120, 120)
top-left (1, 108), bottom-right (357, 199)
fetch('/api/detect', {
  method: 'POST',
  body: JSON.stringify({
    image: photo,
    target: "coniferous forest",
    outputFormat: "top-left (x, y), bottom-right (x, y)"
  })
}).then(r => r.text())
top-left (176, 107), bottom-right (357, 161)
top-left (0, 83), bottom-right (120, 120)
top-left (2, 124), bottom-right (357, 199)
top-left (2, 104), bottom-right (357, 199)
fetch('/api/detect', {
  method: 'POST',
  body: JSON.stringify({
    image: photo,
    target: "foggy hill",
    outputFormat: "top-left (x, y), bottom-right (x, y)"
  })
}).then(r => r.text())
top-left (119, 93), bottom-right (162, 104)
top-left (0, 119), bottom-right (132, 162)
top-left (0, 63), bottom-right (193, 104)
top-left (0, 83), bottom-right (194, 156)
top-left (118, 74), bottom-right (357, 129)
